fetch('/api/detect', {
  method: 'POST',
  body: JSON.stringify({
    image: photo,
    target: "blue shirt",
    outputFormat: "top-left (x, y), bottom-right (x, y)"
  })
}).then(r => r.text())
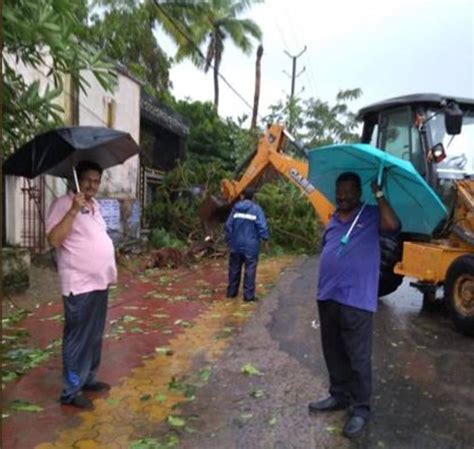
top-left (317, 204), bottom-right (380, 312)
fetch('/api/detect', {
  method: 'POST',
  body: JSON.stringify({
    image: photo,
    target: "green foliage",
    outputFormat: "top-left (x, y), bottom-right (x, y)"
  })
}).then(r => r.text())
top-left (256, 182), bottom-right (322, 254)
top-left (3, 0), bottom-right (116, 155)
top-left (88, 0), bottom-right (172, 99)
top-left (174, 100), bottom-right (257, 169)
top-left (7, 399), bottom-right (43, 413)
top-left (149, 228), bottom-right (185, 249)
top-left (241, 362), bottom-right (263, 376)
top-left (2, 308), bottom-right (62, 387)
top-left (128, 435), bottom-right (179, 449)
top-left (266, 96), bottom-right (305, 136)
top-left (303, 89), bottom-right (362, 147)
top-left (145, 159), bottom-right (231, 241)
top-left (264, 89), bottom-right (362, 149)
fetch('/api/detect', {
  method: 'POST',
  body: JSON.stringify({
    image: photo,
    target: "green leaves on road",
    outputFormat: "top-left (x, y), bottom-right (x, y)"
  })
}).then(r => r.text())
top-left (249, 389), bottom-right (265, 398)
top-left (167, 415), bottom-right (186, 428)
top-left (129, 435), bottom-right (179, 449)
top-left (7, 399), bottom-right (43, 413)
top-left (241, 363), bottom-right (263, 376)
top-left (2, 308), bottom-right (61, 389)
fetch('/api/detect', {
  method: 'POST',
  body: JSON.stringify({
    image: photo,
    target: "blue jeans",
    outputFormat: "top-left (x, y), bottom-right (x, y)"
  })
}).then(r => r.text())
top-left (227, 251), bottom-right (259, 300)
top-left (60, 289), bottom-right (108, 402)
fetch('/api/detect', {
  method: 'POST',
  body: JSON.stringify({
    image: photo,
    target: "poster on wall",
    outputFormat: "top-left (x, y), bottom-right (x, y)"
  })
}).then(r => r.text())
top-left (97, 198), bottom-right (121, 236)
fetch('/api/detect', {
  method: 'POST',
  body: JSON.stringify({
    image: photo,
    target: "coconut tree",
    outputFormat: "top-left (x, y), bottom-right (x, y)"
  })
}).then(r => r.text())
top-left (251, 44), bottom-right (263, 129)
top-left (173, 0), bottom-right (262, 111)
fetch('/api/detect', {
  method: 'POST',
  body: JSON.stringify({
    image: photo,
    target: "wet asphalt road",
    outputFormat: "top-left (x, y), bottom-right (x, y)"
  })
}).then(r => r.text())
top-left (161, 256), bottom-right (474, 449)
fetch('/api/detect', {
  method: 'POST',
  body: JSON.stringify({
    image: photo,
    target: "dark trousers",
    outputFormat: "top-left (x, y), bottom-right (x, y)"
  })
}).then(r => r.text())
top-left (318, 300), bottom-right (373, 418)
top-left (61, 289), bottom-right (108, 401)
top-left (227, 251), bottom-right (259, 300)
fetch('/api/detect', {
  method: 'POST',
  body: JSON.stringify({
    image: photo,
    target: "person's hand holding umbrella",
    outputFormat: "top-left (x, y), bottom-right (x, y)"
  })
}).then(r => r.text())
top-left (370, 180), bottom-right (401, 232)
top-left (370, 180), bottom-right (381, 196)
top-left (70, 192), bottom-right (89, 216)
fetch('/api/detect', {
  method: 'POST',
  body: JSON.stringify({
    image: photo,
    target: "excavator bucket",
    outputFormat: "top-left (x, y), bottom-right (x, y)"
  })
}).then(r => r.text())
top-left (198, 195), bottom-right (233, 237)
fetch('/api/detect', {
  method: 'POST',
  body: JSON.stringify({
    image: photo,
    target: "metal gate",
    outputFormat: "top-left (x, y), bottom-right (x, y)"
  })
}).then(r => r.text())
top-left (21, 176), bottom-right (46, 253)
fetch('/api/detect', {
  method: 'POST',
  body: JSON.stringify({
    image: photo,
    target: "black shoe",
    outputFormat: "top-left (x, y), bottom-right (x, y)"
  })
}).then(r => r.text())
top-left (61, 394), bottom-right (93, 409)
top-left (342, 415), bottom-right (367, 439)
top-left (243, 297), bottom-right (258, 302)
top-left (308, 396), bottom-right (349, 413)
top-left (82, 381), bottom-right (111, 392)
top-left (226, 294), bottom-right (238, 299)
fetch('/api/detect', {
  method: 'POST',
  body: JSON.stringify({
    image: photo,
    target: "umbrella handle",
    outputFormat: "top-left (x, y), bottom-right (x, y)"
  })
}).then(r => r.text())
top-left (72, 167), bottom-right (90, 214)
top-left (73, 167), bottom-right (81, 193)
top-left (377, 160), bottom-right (386, 187)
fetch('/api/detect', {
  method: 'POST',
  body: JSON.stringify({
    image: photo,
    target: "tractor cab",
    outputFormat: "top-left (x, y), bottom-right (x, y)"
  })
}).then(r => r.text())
top-left (358, 94), bottom-right (474, 209)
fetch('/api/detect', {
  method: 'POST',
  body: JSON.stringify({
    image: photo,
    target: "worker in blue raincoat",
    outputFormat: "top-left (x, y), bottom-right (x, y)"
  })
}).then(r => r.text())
top-left (225, 187), bottom-right (269, 301)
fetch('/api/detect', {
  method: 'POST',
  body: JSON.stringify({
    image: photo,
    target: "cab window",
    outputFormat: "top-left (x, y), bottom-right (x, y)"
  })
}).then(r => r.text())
top-left (378, 107), bottom-right (411, 161)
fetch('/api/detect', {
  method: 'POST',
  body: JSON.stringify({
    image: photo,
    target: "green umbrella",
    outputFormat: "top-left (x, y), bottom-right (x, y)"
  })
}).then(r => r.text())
top-left (307, 143), bottom-right (448, 235)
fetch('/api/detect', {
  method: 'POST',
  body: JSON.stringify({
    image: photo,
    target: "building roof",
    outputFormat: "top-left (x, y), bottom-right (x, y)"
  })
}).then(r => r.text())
top-left (115, 63), bottom-right (145, 86)
top-left (140, 92), bottom-right (190, 137)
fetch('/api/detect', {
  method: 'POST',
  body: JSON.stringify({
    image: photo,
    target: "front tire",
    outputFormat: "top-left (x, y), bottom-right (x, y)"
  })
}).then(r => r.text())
top-left (378, 235), bottom-right (404, 297)
top-left (445, 255), bottom-right (474, 336)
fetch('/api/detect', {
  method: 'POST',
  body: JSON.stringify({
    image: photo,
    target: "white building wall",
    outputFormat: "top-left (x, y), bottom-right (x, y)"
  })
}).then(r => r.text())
top-left (79, 71), bottom-right (141, 199)
top-left (4, 176), bottom-right (23, 244)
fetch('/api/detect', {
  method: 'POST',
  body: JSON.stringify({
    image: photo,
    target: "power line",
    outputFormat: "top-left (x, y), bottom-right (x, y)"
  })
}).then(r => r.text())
top-left (152, 1), bottom-right (257, 116)
top-left (303, 51), bottom-right (319, 100)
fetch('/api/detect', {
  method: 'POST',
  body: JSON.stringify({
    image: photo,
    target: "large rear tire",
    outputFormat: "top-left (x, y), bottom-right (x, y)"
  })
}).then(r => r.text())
top-left (378, 235), bottom-right (404, 297)
top-left (445, 255), bottom-right (474, 336)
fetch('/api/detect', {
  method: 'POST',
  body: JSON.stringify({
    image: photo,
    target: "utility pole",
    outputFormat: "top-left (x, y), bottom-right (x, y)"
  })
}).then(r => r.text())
top-left (284, 46), bottom-right (306, 132)
top-left (284, 46), bottom-right (306, 101)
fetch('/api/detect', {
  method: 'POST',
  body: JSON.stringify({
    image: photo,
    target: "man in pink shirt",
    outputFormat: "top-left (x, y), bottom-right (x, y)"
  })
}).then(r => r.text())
top-left (46, 160), bottom-right (117, 409)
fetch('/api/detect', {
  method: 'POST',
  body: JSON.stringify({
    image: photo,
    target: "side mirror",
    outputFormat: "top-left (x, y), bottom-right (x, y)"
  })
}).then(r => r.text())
top-left (444, 102), bottom-right (463, 135)
top-left (430, 143), bottom-right (447, 163)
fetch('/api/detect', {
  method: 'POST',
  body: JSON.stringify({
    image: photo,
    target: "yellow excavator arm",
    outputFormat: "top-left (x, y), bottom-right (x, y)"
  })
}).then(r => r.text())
top-left (219, 124), bottom-right (334, 226)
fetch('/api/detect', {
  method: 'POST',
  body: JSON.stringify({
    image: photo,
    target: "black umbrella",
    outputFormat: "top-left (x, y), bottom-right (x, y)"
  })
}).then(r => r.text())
top-left (3, 126), bottom-right (140, 181)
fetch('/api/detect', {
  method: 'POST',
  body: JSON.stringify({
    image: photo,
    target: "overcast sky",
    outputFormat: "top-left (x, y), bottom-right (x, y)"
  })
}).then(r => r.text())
top-left (158, 0), bottom-right (474, 123)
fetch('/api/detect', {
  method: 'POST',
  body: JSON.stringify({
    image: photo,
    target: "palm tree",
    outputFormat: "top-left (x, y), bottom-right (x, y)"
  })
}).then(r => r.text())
top-left (173, 0), bottom-right (262, 111)
top-left (251, 44), bottom-right (263, 129)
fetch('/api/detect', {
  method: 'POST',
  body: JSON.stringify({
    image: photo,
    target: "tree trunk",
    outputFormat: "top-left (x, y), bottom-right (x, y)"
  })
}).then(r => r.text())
top-left (214, 64), bottom-right (219, 111)
top-left (213, 58), bottom-right (219, 111)
top-left (251, 45), bottom-right (263, 130)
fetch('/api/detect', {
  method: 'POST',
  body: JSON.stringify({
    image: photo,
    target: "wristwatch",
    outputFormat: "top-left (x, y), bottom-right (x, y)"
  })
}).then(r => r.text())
top-left (374, 190), bottom-right (384, 199)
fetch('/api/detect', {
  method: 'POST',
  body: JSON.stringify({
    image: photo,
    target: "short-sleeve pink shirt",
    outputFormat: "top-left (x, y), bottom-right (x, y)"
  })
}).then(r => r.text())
top-left (46, 193), bottom-right (117, 296)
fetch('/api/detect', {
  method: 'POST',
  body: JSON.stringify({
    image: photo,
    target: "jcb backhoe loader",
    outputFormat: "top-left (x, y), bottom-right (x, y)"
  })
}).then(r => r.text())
top-left (200, 94), bottom-right (473, 335)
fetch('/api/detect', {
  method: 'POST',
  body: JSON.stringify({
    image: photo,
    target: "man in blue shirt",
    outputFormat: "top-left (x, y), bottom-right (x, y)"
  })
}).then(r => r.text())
top-left (225, 187), bottom-right (269, 302)
top-left (309, 172), bottom-right (400, 439)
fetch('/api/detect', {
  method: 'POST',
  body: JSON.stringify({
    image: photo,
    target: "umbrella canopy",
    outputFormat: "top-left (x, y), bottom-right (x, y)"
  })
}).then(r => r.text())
top-left (307, 143), bottom-right (448, 235)
top-left (3, 126), bottom-right (140, 179)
